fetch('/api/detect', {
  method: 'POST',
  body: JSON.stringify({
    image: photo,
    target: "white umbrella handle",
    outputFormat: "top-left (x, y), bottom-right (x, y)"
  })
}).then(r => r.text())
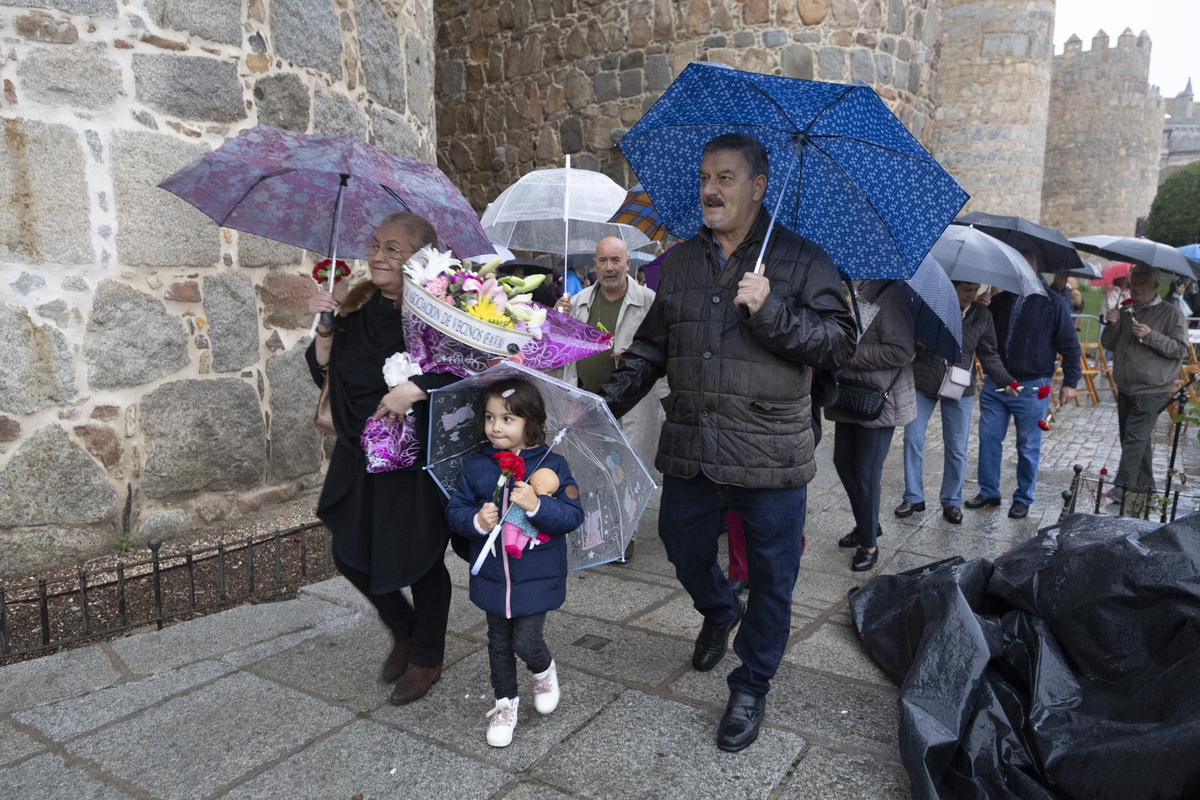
top-left (471, 522), bottom-right (504, 575)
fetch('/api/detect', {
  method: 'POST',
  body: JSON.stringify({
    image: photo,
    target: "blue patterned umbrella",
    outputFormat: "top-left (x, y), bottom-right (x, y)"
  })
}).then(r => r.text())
top-left (904, 256), bottom-right (963, 364)
top-left (618, 62), bottom-right (969, 279)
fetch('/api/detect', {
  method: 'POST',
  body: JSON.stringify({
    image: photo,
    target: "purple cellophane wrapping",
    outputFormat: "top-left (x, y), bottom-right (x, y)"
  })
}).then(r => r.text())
top-left (402, 304), bottom-right (612, 377)
top-left (361, 414), bottom-right (421, 473)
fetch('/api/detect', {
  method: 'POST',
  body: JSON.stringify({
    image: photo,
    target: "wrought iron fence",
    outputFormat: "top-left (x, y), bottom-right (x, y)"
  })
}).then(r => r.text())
top-left (1057, 464), bottom-right (1200, 525)
top-left (0, 522), bottom-right (335, 662)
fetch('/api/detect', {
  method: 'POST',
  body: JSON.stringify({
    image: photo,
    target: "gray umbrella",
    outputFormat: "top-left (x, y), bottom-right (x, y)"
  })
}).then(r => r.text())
top-left (929, 226), bottom-right (1048, 297)
top-left (1070, 235), bottom-right (1198, 280)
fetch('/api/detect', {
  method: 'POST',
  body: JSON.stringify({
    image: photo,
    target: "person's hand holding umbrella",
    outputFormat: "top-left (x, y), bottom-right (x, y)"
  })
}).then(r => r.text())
top-left (735, 271), bottom-right (771, 314)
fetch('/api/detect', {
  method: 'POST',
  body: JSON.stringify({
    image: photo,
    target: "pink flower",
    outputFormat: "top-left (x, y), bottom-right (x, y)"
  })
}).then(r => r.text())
top-left (425, 274), bottom-right (449, 299)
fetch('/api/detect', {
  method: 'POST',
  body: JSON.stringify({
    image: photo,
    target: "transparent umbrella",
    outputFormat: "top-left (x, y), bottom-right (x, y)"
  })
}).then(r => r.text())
top-left (426, 361), bottom-right (655, 571)
top-left (481, 156), bottom-right (649, 261)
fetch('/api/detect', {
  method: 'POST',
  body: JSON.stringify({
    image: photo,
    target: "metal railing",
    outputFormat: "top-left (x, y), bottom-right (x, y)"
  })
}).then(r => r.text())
top-left (0, 522), bottom-right (334, 662)
top-left (1057, 464), bottom-right (1200, 525)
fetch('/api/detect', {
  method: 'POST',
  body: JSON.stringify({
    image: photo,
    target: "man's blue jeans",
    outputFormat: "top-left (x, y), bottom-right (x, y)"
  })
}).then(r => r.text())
top-left (903, 391), bottom-right (974, 508)
top-left (658, 474), bottom-right (806, 698)
top-left (976, 376), bottom-right (1052, 506)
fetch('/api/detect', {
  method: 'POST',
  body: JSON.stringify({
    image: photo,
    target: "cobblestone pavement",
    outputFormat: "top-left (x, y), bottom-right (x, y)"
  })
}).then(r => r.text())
top-left (2, 395), bottom-right (1197, 800)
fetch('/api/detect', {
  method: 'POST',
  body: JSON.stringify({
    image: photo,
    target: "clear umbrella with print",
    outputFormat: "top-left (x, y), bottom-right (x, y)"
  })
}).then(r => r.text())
top-left (425, 361), bottom-right (654, 571)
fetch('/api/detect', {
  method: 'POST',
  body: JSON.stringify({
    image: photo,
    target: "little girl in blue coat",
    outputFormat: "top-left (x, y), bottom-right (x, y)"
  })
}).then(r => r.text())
top-left (446, 376), bottom-right (584, 748)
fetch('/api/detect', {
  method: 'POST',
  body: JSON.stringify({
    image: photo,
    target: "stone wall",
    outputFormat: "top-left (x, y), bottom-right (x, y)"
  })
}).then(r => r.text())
top-left (1161, 80), bottom-right (1200, 186)
top-left (931, 0), bottom-right (1055, 220)
top-left (0, 0), bottom-right (436, 576)
top-left (1040, 29), bottom-right (1163, 237)
top-left (432, 0), bottom-right (942, 212)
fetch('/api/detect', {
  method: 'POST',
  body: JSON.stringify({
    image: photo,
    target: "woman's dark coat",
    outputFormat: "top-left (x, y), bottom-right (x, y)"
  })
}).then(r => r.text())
top-left (305, 286), bottom-right (457, 594)
top-left (446, 443), bottom-right (584, 618)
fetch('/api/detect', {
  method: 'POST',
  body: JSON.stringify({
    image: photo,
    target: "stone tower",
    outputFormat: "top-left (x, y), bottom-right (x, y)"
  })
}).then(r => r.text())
top-left (931, 0), bottom-right (1056, 220)
top-left (433, 0), bottom-right (944, 212)
top-left (0, 0), bottom-right (437, 575)
top-left (1161, 79), bottom-right (1200, 185)
top-left (1040, 29), bottom-right (1163, 237)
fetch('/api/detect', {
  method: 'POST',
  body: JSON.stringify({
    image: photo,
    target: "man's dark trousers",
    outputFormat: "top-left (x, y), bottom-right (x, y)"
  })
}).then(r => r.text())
top-left (659, 474), bottom-right (807, 697)
top-left (1115, 392), bottom-right (1163, 494)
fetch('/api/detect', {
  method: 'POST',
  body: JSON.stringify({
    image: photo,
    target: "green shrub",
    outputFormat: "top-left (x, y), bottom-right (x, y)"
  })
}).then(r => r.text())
top-left (1147, 161), bottom-right (1200, 246)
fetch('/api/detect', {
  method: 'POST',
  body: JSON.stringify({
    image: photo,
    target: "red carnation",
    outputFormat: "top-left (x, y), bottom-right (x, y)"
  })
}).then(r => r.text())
top-left (494, 451), bottom-right (526, 482)
top-left (1038, 420), bottom-right (1050, 431)
top-left (1037, 385), bottom-right (1051, 400)
top-left (1120, 298), bottom-right (1135, 307)
top-left (1009, 381), bottom-right (1020, 390)
top-left (312, 258), bottom-right (351, 286)
top-left (1100, 467), bottom-right (1108, 476)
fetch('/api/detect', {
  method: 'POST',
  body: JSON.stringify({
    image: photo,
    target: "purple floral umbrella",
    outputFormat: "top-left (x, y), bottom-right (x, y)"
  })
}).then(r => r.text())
top-left (158, 125), bottom-right (491, 262)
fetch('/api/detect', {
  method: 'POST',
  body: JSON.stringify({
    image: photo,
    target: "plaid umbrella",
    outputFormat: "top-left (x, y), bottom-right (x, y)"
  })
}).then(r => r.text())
top-left (607, 183), bottom-right (668, 242)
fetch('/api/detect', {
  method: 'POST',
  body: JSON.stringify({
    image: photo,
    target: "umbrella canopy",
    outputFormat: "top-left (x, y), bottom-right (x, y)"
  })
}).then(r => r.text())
top-left (904, 255), bottom-right (963, 363)
top-left (466, 242), bottom-right (516, 264)
top-left (1071, 260), bottom-right (1104, 281)
top-left (607, 183), bottom-right (668, 242)
top-left (618, 62), bottom-right (969, 279)
top-left (1087, 262), bottom-right (1134, 287)
top-left (1181, 244), bottom-right (1200, 261)
top-left (929, 226), bottom-right (1047, 297)
top-left (426, 361), bottom-right (655, 570)
top-left (1070, 235), bottom-right (1197, 281)
top-left (481, 158), bottom-right (650, 258)
top-left (950, 212), bottom-right (1085, 275)
top-left (158, 125), bottom-right (491, 260)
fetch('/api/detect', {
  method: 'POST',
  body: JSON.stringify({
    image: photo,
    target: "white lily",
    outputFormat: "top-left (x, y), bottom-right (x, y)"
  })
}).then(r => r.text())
top-left (403, 245), bottom-right (460, 285)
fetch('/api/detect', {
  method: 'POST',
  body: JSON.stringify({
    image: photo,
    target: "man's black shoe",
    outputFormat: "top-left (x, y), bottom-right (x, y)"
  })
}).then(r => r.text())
top-left (894, 501), bottom-right (925, 518)
top-left (965, 494), bottom-right (1001, 509)
top-left (717, 691), bottom-right (766, 752)
top-left (1008, 501), bottom-right (1030, 519)
top-left (692, 597), bottom-right (745, 672)
top-left (851, 545), bottom-right (878, 572)
top-left (942, 506), bottom-right (963, 524)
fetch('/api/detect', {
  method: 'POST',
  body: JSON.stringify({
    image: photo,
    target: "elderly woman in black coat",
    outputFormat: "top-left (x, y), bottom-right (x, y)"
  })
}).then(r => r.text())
top-left (825, 280), bottom-right (916, 572)
top-left (306, 212), bottom-right (457, 706)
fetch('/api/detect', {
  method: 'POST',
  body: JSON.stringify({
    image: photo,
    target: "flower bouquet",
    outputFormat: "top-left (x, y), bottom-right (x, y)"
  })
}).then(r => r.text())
top-left (400, 246), bottom-right (611, 377)
top-left (361, 352), bottom-right (424, 473)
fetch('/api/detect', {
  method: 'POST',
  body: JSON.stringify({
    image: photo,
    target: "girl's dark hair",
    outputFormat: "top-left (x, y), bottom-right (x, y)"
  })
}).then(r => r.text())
top-left (478, 377), bottom-right (547, 447)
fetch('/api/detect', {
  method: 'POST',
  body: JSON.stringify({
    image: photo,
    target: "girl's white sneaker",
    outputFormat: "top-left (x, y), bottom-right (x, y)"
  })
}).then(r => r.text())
top-left (486, 697), bottom-right (518, 747)
top-left (532, 660), bottom-right (560, 715)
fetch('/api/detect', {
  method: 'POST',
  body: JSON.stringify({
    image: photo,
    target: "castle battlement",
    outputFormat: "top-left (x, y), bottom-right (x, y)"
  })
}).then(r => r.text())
top-left (1057, 28), bottom-right (1152, 66)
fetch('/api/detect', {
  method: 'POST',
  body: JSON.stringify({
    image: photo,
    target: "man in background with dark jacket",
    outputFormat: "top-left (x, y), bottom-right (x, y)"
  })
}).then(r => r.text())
top-left (600, 134), bottom-right (857, 752)
top-left (967, 267), bottom-right (1081, 520)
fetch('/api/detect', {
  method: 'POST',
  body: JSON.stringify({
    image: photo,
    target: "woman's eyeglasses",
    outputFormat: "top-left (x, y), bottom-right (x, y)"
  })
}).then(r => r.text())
top-left (367, 243), bottom-right (412, 262)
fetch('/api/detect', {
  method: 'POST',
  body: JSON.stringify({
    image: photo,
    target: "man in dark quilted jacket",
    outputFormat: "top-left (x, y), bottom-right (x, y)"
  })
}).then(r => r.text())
top-left (600, 133), bottom-right (857, 751)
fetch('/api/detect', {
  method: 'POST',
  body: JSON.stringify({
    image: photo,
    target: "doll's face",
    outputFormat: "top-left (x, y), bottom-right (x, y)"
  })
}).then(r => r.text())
top-left (484, 396), bottom-right (528, 452)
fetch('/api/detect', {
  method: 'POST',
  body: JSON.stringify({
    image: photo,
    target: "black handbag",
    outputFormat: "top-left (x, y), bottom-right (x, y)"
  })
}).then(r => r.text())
top-left (826, 367), bottom-right (905, 422)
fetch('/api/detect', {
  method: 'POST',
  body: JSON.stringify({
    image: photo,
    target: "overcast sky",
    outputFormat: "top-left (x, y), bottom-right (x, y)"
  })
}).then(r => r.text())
top-left (1054, 0), bottom-right (1197, 99)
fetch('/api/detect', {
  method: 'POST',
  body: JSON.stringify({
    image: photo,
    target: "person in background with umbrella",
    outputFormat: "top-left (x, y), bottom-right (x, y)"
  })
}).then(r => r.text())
top-left (599, 134), bottom-right (857, 752)
top-left (825, 280), bottom-right (916, 570)
top-left (306, 212), bottom-right (460, 706)
top-left (897, 282), bottom-right (1015, 525)
top-left (557, 236), bottom-right (664, 565)
top-left (1100, 265), bottom-right (1189, 503)
top-left (1049, 272), bottom-right (1083, 314)
top-left (967, 252), bottom-right (1081, 520)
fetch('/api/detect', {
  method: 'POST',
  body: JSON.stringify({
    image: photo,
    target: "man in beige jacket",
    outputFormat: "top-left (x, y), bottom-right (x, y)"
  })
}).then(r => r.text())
top-left (557, 237), bottom-right (664, 559)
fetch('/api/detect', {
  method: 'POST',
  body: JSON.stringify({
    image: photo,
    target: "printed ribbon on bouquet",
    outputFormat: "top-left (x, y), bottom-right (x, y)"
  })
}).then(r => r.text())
top-left (400, 244), bottom-right (611, 377)
top-left (361, 352), bottom-right (424, 473)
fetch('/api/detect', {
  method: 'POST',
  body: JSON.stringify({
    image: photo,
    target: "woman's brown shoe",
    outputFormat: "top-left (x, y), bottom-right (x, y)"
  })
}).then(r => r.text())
top-left (381, 638), bottom-right (414, 684)
top-left (389, 663), bottom-right (442, 705)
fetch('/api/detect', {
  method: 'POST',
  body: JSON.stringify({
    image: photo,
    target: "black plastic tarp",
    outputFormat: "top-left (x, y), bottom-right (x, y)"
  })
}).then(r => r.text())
top-left (849, 513), bottom-right (1200, 800)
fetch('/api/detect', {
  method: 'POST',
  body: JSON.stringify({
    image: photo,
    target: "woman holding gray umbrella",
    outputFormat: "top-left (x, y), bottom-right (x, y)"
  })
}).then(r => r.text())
top-left (306, 212), bottom-right (459, 706)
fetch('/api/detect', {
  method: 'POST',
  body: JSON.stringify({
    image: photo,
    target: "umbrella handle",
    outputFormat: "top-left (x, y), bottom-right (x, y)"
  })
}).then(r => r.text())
top-left (471, 522), bottom-right (504, 575)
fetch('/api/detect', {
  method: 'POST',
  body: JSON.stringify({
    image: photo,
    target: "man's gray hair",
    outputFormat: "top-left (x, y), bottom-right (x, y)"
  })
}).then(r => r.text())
top-left (701, 133), bottom-right (769, 181)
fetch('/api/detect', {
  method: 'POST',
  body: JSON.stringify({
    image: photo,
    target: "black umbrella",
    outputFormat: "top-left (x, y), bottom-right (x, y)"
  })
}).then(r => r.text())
top-left (951, 212), bottom-right (1085, 275)
top-left (1071, 235), bottom-right (1198, 280)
